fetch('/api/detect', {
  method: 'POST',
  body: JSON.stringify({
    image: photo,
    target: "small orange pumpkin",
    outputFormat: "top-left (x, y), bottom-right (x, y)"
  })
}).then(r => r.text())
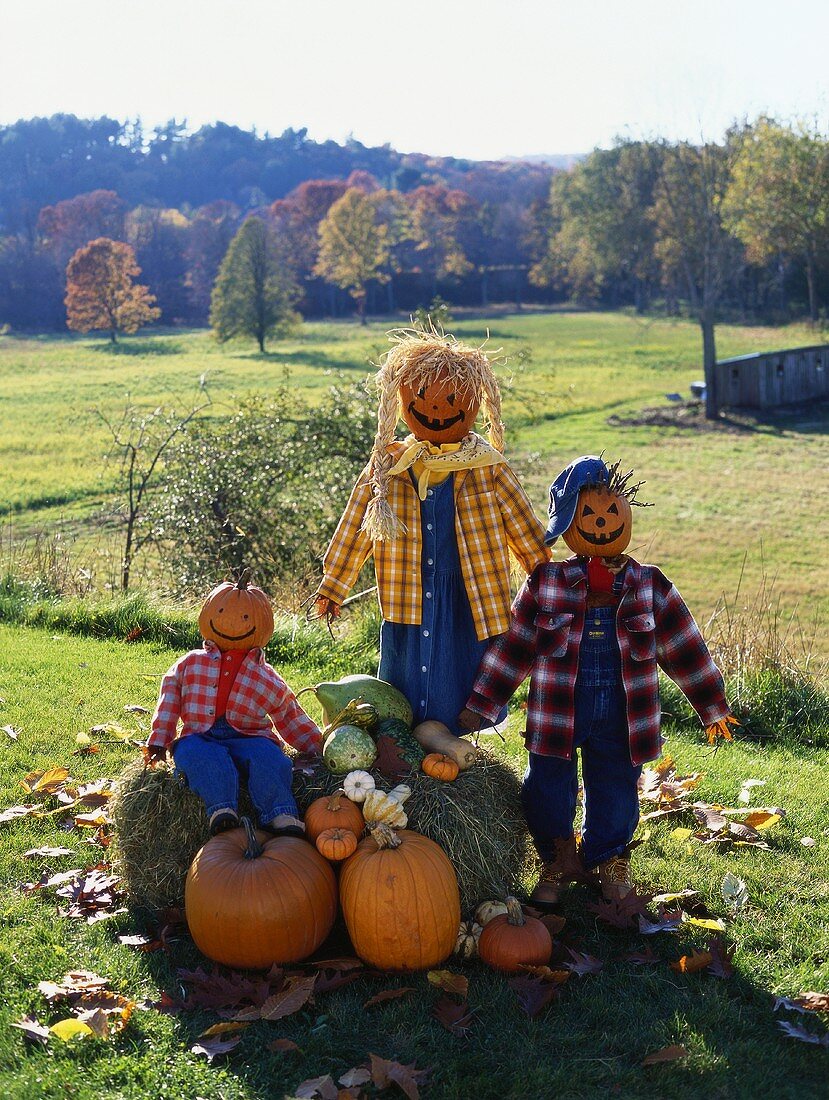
top-left (421, 752), bottom-right (460, 782)
top-left (316, 826), bottom-right (358, 862)
top-left (184, 818), bottom-right (337, 968)
top-left (478, 896), bottom-right (552, 973)
top-left (304, 789), bottom-right (365, 843)
top-left (562, 485), bottom-right (632, 558)
top-left (198, 569), bottom-right (275, 650)
top-left (399, 367), bottom-right (479, 444)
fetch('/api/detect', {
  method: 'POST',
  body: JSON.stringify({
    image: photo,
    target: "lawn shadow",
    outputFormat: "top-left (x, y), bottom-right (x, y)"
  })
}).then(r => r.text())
top-left (607, 397), bottom-right (829, 436)
top-left (89, 339), bottom-right (185, 357)
top-left (231, 348), bottom-right (370, 372)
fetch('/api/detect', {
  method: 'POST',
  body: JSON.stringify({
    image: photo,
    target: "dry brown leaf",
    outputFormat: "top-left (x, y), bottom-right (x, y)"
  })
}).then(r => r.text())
top-left (641, 1044), bottom-right (689, 1066)
top-left (22, 767), bottom-right (70, 794)
top-left (369, 1053), bottom-right (428, 1099)
top-left (508, 975), bottom-right (560, 1017)
top-left (12, 1015), bottom-right (51, 1044)
top-left (258, 975), bottom-right (316, 1021)
top-left (670, 950), bottom-right (713, 974)
top-left (338, 1066), bottom-right (372, 1087)
top-left (363, 987), bottom-right (415, 1009)
top-left (791, 992), bottom-right (829, 1014)
top-left (426, 970), bottom-right (468, 997)
top-left (432, 995), bottom-right (476, 1037)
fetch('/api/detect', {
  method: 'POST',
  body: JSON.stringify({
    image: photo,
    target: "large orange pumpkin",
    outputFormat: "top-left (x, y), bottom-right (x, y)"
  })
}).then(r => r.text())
top-left (198, 570), bottom-right (275, 650)
top-left (304, 789), bottom-right (365, 844)
top-left (562, 485), bottom-right (632, 558)
top-left (399, 367), bottom-right (479, 444)
top-left (478, 896), bottom-right (552, 973)
top-left (339, 824), bottom-right (461, 970)
top-left (184, 819), bottom-right (337, 968)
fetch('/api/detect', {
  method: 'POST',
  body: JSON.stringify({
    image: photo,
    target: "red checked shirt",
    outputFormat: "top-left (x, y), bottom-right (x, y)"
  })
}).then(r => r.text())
top-left (466, 557), bottom-right (730, 766)
top-left (148, 642), bottom-right (321, 754)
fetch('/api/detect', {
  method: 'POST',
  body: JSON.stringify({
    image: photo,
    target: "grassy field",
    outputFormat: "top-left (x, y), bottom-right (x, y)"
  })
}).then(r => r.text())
top-left (0, 312), bottom-right (828, 1097)
top-left (1, 311), bottom-right (827, 660)
top-left (0, 622), bottom-right (827, 1099)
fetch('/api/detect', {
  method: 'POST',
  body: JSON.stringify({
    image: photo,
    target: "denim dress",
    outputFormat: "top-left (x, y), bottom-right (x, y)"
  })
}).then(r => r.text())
top-left (521, 598), bottom-right (643, 868)
top-left (378, 473), bottom-right (506, 733)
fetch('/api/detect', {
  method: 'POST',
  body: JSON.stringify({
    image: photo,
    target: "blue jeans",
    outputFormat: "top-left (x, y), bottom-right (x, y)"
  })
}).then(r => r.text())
top-left (172, 717), bottom-right (297, 823)
top-left (521, 606), bottom-right (642, 869)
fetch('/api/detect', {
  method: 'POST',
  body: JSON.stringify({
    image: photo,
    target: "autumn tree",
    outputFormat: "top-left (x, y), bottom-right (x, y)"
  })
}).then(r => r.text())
top-left (65, 237), bottom-right (160, 343)
top-left (650, 136), bottom-right (746, 418)
top-left (405, 185), bottom-right (477, 297)
top-left (39, 190), bottom-right (127, 272)
top-left (723, 117), bottom-right (829, 323)
top-left (314, 188), bottom-right (390, 323)
top-left (209, 215), bottom-right (300, 351)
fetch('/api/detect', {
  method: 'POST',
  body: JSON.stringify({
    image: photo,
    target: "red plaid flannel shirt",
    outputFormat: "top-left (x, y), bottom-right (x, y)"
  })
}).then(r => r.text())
top-left (466, 557), bottom-right (730, 766)
top-left (148, 642), bottom-right (321, 753)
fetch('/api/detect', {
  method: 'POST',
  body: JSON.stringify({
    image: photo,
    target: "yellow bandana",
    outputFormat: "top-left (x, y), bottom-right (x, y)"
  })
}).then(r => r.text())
top-left (387, 432), bottom-right (505, 500)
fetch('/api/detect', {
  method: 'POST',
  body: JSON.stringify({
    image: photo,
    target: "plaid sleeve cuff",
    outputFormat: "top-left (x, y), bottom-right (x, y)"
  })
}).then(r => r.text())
top-left (317, 576), bottom-right (352, 605)
top-left (465, 690), bottom-right (504, 724)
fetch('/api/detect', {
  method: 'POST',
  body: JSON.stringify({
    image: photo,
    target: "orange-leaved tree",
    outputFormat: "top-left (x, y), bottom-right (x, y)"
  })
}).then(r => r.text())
top-left (65, 237), bottom-right (160, 343)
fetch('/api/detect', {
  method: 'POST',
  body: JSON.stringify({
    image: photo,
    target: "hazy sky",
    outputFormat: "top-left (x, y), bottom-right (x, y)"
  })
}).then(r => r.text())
top-left (2, 0), bottom-right (828, 159)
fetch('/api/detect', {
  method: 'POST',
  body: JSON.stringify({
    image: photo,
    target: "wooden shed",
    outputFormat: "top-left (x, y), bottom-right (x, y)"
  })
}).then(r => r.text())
top-left (715, 345), bottom-right (829, 409)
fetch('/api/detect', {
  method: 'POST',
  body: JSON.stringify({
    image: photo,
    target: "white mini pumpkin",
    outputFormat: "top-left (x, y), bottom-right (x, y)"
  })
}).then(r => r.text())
top-left (474, 899), bottom-right (509, 926)
top-left (342, 770), bottom-right (376, 803)
top-left (362, 788), bottom-right (408, 829)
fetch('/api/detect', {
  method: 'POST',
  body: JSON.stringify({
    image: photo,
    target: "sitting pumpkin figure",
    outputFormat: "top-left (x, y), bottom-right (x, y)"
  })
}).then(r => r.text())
top-left (459, 455), bottom-right (738, 906)
top-left (145, 571), bottom-right (321, 837)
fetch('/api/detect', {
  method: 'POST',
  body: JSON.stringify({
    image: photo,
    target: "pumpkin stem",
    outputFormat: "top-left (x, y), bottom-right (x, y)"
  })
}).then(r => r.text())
top-left (505, 896), bottom-right (526, 927)
top-left (236, 568), bottom-right (251, 590)
top-left (369, 822), bottom-right (403, 850)
top-left (326, 789), bottom-right (346, 811)
top-left (241, 816), bottom-right (263, 860)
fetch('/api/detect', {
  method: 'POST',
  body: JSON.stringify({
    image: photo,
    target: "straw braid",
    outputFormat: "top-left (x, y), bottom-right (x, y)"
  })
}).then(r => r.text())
top-left (361, 329), bottom-right (506, 541)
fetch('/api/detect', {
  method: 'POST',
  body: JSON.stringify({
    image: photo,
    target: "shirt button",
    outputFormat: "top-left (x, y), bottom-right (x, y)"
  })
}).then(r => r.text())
top-left (421, 665), bottom-right (428, 673)
top-left (426, 523), bottom-right (433, 531)
top-left (427, 558), bottom-right (433, 565)
top-left (423, 630), bottom-right (430, 637)
top-left (427, 489), bottom-right (434, 496)
top-left (224, 671), bottom-right (230, 676)
top-left (425, 591), bottom-right (432, 599)
top-left (420, 700), bottom-right (426, 707)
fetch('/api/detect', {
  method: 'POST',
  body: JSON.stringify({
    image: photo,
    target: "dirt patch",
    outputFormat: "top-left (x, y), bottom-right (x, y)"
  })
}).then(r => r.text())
top-left (608, 399), bottom-right (829, 434)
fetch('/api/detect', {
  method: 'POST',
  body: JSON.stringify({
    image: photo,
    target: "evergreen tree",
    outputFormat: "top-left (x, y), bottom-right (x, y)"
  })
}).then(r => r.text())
top-left (209, 216), bottom-right (299, 351)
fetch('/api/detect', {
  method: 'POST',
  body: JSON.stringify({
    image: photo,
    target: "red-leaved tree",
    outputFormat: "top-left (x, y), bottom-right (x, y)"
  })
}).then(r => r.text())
top-left (65, 237), bottom-right (160, 342)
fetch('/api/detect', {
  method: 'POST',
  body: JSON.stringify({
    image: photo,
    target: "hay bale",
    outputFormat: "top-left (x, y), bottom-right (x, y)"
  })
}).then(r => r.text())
top-left (112, 750), bottom-right (533, 913)
top-left (110, 759), bottom-right (254, 910)
top-left (293, 748), bottom-right (533, 911)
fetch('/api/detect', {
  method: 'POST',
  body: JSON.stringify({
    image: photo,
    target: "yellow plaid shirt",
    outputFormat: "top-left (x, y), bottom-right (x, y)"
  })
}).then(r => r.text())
top-left (319, 458), bottom-right (550, 641)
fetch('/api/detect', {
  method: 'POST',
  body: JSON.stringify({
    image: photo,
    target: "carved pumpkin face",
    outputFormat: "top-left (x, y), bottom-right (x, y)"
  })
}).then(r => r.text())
top-left (399, 368), bottom-right (479, 444)
top-left (198, 574), bottom-right (275, 650)
top-left (562, 485), bottom-right (632, 558)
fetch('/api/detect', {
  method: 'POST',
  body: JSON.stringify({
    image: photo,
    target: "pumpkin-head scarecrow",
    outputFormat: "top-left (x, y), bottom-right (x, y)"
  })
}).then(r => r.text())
top-left (314, 327), bottom-right (549, 732)
top-left (460, 454), bottom-right (739, 909)
top-left (146, 570), bottom-right (322, 838)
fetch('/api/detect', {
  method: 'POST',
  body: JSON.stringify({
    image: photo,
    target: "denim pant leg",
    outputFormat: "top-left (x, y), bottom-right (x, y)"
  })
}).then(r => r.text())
top-left (223, 735), bottom-right (298, 824)
top-left (172, 734), bottom-right (239, 818)
top-left (578, 686), bottom-right (642, 869)
top-left (521, 752), bottom-right (579, 861)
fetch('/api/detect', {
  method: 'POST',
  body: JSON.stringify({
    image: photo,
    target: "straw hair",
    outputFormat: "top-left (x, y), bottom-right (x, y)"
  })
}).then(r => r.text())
top-left (362, 327), bottom-right (506, 541)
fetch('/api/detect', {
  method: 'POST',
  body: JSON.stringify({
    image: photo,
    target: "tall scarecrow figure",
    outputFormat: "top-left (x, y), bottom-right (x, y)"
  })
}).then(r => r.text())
top-left (315, 328), bottom-right (549, 732)
top-left (460, 455), bottom-right (738, 904)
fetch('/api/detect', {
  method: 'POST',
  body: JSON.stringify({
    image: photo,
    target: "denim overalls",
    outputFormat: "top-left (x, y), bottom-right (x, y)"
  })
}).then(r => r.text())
top-left (521, 602), bottom-right (643, 869)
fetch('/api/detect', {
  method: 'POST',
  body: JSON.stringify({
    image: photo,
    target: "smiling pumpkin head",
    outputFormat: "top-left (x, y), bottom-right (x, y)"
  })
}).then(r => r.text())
top-left (361, 328), bottom-right (506, 540)
top-left (562, 484), bottom-right (633, 557)
top-left (198, 570), bottom-right (275, 651)
top-left (399, 367), bottom-right (480, 444)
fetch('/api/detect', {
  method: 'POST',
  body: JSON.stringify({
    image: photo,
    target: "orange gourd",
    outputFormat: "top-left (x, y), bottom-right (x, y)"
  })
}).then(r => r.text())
top-left (304, 789), bottom-right (365, 843)
top-left (198, 570), bottom-right (275, 650)
top-left (562, 485), bottom-right (632, 559)
top-left (315, 826), bottom-right (358, 862)
top-left (339, 824), bottom-right (461, 971)
top-left (184, 818), bottom-right (337, 968)
top-left (399, 366), bottom-right (480, 444)
top-left (421, 752), bottom-right (460, 782)
top-left (478, 896), bottom-right (552, 973)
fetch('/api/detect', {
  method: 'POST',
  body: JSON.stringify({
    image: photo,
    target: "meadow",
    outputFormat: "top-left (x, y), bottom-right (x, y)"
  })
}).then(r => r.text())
top-left (0, 311), bottom-right (828, 1098)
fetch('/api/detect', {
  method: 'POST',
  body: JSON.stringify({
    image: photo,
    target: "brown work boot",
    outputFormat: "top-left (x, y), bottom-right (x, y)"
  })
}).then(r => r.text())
top-left (529, 836), bottom-right (578, 909)
top-left (597, 855), bottom-right (633, 901)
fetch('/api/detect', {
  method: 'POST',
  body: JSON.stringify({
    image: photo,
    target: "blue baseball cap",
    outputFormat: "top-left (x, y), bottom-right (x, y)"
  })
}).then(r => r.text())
top-left (544, 455), bottom-right (610, 545)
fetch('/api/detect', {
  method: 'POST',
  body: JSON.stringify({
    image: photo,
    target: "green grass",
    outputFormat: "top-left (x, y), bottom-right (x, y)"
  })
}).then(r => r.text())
top-left (0, 622), bottom-right (827, 1099)
top-left (1, 312), bottom-right (827, 660)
